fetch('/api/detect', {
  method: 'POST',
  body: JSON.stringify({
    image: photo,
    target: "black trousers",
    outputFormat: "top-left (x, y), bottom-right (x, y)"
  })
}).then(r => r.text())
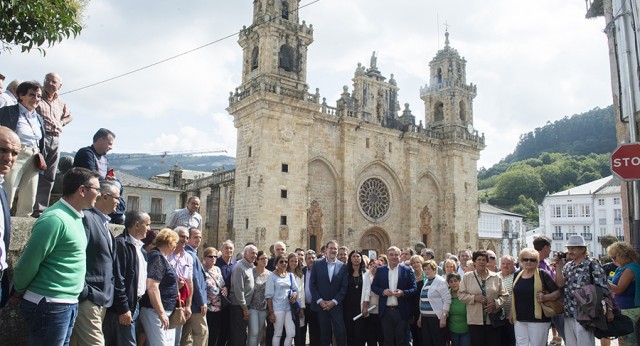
top-left (420, 315), bottom-right (446, 346)
top-left (380, 308), bottom-right (410, 346)
top-left (300, 307), bottom-right (321, 346)
top-left (469, 324), bottom-right (501, 346)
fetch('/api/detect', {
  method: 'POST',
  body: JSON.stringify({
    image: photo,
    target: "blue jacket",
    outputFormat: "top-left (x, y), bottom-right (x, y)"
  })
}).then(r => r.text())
top-left (186, 245), bottom-right (207, 311)
top-left (79, 208), bottom-right (115, 307)
top-left (109, 230), bottom-right (140, 315)
top-left (371, 264), bottom-right (417, 320)
top-left (309, 258), bottom-right (348, 312)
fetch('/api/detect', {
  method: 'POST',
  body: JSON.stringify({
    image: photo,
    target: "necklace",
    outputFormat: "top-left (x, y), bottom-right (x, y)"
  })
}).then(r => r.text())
top-left (354, 275), bottom-right (362, 288)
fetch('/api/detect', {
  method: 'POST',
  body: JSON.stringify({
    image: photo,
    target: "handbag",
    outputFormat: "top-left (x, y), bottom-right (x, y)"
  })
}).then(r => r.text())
top-left (289, 273), bottom-right (301, 324)
top-left (473, 272), bottom-right (507, 328)
top-left (539, 270), bottom-right (564, 317)
top-left (34, 153), bottom-right (47, 170)
top-left (169, 293), bottom-right (187, 329)
top-left (169, 277), bottom-right (189, 329)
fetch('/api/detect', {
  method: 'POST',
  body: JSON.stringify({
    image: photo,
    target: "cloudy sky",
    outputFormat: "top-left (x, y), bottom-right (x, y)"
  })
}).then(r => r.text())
top-left (1, 0), bottom-right (612, 169)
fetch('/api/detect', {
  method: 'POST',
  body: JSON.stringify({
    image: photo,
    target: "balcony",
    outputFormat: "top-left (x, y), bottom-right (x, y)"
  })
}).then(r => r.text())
top-left (581, 233), bottom-right (593, 241)
top-left (149, 213), bottom-right (166, 223)
top-left (552, 233), bottom-right (563, 241)
top-left (618, 235), bottom-right (625, 241)
top-left (566, 232), bottom-right (577, 240)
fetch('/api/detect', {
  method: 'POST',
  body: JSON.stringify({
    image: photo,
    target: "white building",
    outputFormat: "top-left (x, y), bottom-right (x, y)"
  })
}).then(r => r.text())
top-left (117, 170), bottom-right (183, 229)
top-left (539, 175), bottom-right (621, 257)
top-left (478, 203), bottom-right (525, 257)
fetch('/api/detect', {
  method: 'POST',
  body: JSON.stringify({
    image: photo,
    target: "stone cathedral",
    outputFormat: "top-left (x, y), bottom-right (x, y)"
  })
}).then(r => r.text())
top-left (215, 0), bottom-right (485, 257)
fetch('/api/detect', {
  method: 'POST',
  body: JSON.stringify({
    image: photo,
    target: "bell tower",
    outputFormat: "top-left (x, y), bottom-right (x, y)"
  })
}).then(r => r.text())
top-left (227, 0), bottom-right (318, 249)
top-left (239, 0), bottom-right (314, 87)
top-left (420, 31), bottom-right (477, 130)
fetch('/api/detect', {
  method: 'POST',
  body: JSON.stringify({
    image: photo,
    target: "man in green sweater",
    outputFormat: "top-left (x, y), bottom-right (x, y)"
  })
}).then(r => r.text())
top-left (13, 167), bottom-right (101, 346)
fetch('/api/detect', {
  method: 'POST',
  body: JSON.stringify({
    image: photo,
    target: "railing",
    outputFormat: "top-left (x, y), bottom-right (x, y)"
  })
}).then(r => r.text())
top-left (581, 233), bottom-right (593, 241)
top-left (149, 213), bottom-right (166, 223)
top-left (566, 232), bottom-right (577, 240)
top-left (552, 233), bottom-right (563, 240)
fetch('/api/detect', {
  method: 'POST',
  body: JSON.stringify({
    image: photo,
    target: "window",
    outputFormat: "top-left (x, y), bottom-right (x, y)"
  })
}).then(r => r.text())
top-left (282, 163), bottom-right (289, 173)
top-left (614, 209), bottom-right (622, 224)
top-left (366, 138), bottom-right (370, 148)
top-left (247, 176), bottom-right (251, 187)
top-left (615, 227), bottom-right (623, 236)
top-left (567, 205), bottom-right (575, 218)
top-left (598, 199), bottom-right (605, 206)
top-left (280, 215), bottom-right (287, 225)
top-left (600, 227), bottom-right (607, 235)
top-left (248, 146), bottom-right (252, 157)
top-left (150, 198), bottom-right (164, 223)
top-left (555, 226), bottom-right (562, 233)
top-left (614, 198), bottom-right (621, 205)
top-left (599, 218), bottom-right (607, 225)
top-left (551, 205), bottom-right (562, 218)
top-left (583, 226), bottom-right (590, 232)
top-left (246, 218), bottom-right (249, 229)
top-left (281, 189), bottom-right (288, 198)
top-left (127, 196), bottom-right (140, 211)
top-left (389, 142), bottom-right (392, 153)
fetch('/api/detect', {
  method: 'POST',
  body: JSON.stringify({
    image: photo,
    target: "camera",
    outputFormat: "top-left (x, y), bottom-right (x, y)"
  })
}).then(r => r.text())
top-left (556, 252), bottom-right (567, 259)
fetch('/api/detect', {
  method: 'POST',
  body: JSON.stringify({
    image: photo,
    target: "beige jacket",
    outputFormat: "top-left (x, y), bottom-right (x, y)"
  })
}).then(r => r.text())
top-left (458, 270), bottom-right (509, 325)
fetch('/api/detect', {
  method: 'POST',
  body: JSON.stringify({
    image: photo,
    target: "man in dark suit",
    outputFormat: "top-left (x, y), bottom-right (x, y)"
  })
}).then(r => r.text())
top-left (371, 246), bottom-right (417, 346)
top-left (0, 127), bottom-right (20, 309)
top-left (309, 240), bottom-right (348, 346)
top-left (70, 180), bottom-right (119, 345)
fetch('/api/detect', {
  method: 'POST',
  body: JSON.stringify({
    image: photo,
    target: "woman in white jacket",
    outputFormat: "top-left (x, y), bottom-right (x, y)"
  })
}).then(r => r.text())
top-left (417, 259), bottom-right (451, 346)
top-left (362, 259), bottom-right (383, 346)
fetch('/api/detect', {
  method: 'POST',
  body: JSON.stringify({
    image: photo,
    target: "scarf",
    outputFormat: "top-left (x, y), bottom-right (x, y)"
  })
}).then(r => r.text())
top-left (511, 268), bottom-right (543, 320)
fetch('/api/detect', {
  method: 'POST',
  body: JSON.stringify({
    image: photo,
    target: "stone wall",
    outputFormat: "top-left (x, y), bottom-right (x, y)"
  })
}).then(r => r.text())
top-left (0, 217), bottom-right (124, 345)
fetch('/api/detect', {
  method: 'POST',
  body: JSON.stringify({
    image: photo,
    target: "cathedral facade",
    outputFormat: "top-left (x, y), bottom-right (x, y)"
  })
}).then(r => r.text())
top-left (212, 0), bottom-right (485, 257)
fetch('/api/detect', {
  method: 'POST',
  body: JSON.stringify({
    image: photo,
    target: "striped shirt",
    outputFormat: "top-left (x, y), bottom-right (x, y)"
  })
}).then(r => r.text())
top-left (37, 91), bottom-right (70, 136)
top-left (167, 208), bottom-right (202, 230)
top-left (420, 277), bottom-right (436, 315)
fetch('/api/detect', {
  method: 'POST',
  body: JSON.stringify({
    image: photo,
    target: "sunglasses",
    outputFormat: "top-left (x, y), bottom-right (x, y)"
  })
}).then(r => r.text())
top-left (521, 258), bottom-right (537, 263)
top-left (205, 255), bottom-right (217, 259)
top-left (488, 256), bottom-right (496, 260)
top-left (278, 260), bottom-right (288, 264)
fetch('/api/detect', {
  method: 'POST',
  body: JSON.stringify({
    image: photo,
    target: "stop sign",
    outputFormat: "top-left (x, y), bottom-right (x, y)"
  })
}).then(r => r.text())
top-left (611, 143), bottom-right (640, 180)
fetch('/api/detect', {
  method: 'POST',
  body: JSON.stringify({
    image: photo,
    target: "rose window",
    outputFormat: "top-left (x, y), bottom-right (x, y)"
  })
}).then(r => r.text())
top-left (358, 178), bottom-right (390, 219)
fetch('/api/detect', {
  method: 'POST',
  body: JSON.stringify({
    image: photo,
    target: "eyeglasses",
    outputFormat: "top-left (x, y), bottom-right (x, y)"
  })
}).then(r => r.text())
top-left (103, 192), bottom-right (119, 201)
top-left (278, 260), bottom-right (288, 264)
top-left (205, 255), bottom-right (217, 259)
top-left (521, 258), bottom-right (537, 263)
top-left (83, 185), bottom-right (101, 193)
top-left (488, 256), bottom-right (496, 260)
top-left (27, 92), bottom-right (42, 99)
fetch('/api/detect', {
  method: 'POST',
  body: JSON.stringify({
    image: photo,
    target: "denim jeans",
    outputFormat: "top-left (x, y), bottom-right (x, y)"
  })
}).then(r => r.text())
top-left (104, 305), bottom-right (139, 346)
top-left (248, 308), bottom-right (268, 346)
top-left (20, 298), bottom-right (78, 346)
top-left (450, 332), bottom-right (471, 346)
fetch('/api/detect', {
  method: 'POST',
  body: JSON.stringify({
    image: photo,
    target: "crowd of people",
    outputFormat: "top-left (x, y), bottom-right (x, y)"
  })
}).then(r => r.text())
top-left (0, 75), bottom-right (639, 346)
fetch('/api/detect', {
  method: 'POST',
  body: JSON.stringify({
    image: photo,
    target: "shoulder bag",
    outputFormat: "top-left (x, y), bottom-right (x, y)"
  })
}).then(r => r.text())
top-left (169, 277), bottom-right (189, 329)
top-left (539, 270), bottom-right (564, 317)
top-left (474, 272), bottom-right (507, 328)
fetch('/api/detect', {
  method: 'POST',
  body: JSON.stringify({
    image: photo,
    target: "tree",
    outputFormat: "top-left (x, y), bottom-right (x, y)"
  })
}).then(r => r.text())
top-left (0, 0), bottom-right (87, 54)
top-left (494, 165), bottom-right (545, 204)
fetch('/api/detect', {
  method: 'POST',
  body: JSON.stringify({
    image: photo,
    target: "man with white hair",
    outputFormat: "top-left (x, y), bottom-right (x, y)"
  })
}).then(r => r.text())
top-left (267, 241), bottom-right (286, 271)
top-left (168, 226), bottom-right (194, 345)
top-left (228, 244), bottom-right (258, 346)
top-left (0, 79), bottom-right (20, 107)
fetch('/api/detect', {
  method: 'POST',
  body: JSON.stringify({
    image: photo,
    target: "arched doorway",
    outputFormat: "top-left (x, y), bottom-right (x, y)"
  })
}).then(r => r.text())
top-left (359, 227), bottom-right (391, 260)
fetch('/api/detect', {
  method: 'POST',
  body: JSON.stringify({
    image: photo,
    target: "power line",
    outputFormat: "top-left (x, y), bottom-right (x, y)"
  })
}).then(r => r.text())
top-left (61, 0), bottom-right (320, 95)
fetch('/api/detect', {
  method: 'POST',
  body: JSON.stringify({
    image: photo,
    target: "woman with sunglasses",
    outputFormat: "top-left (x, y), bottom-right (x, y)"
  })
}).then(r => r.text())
top-left (266, 253), bottom-right (298, 346)
top-left (203, 247), bottom-right (227, 346)
top-left (248, 250), bottom-right (271, 346)
top-left (509, 248), bottom-right (559, 346)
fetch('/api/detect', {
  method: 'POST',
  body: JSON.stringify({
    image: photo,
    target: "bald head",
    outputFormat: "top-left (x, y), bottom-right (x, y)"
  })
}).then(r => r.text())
top-left (0, 127), bottom-right (20, 175)
top-left (43, 72), bottom-right (62, 96)
top-left (6, 80), bottom-right (20, 95)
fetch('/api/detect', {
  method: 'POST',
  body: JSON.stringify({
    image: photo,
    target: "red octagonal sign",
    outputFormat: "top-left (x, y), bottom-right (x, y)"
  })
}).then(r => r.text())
top-left (611, 143), bottom-right (640, 180)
